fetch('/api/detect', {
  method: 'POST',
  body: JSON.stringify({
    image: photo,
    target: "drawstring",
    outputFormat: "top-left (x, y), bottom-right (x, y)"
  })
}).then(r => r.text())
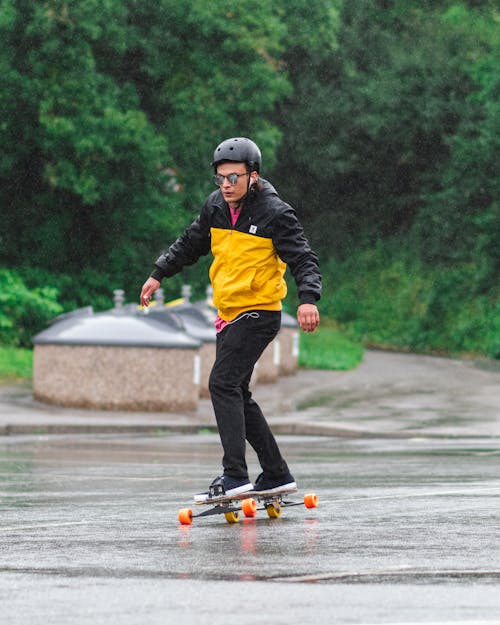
top-left (226, 312), bottom-right (260, 326)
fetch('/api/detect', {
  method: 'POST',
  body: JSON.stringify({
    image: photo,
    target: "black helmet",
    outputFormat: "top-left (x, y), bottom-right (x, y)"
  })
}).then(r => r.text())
top-left (212, 137), bottom-right (261, 173)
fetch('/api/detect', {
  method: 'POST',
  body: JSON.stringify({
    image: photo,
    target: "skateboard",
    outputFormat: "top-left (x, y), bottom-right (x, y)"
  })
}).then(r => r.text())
top-left (178, 488), bottom-right (318, 525)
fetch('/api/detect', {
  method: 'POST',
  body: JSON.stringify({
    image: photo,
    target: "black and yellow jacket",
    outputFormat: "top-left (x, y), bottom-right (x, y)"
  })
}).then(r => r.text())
top-left (151, 179), bottom-right (322, 321)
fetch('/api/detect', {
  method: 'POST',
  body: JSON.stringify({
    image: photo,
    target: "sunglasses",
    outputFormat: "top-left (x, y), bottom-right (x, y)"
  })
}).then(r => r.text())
top-left (213, 172), bottom-right (249, 186)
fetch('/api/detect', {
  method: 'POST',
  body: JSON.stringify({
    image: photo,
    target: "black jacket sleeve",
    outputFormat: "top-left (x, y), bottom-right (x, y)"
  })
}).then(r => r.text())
top-left (272, 204), bottom-right (322, 304)
top-left (150, 204), bottom-right (212, 281)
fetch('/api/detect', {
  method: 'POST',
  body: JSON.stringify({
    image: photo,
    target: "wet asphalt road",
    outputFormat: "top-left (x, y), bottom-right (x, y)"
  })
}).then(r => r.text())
top-left (1, 432), bottom-right (499, 625)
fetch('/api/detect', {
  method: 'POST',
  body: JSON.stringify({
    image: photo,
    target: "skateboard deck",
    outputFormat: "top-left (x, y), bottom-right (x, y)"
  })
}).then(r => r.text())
top-left (178, 487), bottom-right (318, 525)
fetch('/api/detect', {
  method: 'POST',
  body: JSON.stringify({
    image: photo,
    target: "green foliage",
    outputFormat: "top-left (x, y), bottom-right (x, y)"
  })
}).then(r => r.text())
top-left (269, 0), bottom-right (499, 359)
top-left (0, 0), bottom-right (181, 294)
top-left (18, 267), bottom-right (121, 313)
top-left (0, 0), bottom-right (290, 306)
top-left (299, 325), bottom-right (364, 370)
top-left (411, 5), bottom-right (499, 275)
top-left (105, 0), bottom-right (290, 200)
top-left (324, 245), bottom-right (500, 358)
top-left (0, 346), bottom-right (33, 381)
top-left (272, 0), bottom-right (485, 254)
top-left (328, 250), bottom-right (429, 349)
top-left (0, 269), bottom-right (63, 347)
top-left (0, 0), bottom-right (497, 359)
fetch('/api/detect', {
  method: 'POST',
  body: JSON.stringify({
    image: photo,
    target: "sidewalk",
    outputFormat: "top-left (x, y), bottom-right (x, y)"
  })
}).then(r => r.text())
top-left (1, 350), bottom-right (499, 438)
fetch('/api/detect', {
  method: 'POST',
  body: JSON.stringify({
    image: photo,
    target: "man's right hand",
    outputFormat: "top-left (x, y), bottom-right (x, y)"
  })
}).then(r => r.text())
top-left (140, 277), bottom-right (161, 307)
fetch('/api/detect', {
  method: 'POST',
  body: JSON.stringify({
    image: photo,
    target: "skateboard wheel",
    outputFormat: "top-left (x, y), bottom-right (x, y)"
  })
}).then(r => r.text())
top-left (266, 502), bottom-right (282, 519)
top-left (304, 493), bottom-right (318, 509)
top-left (224, 511), bottom-right (240, 524)
top-left (241, 498), bottom-right (257, 517)
top-left (178, 508), bottom-right (193, 525)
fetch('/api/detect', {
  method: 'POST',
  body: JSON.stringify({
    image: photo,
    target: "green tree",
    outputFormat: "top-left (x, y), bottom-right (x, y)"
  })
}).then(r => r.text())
top-left (0, 0), bottom-right (291, 306)
top-left (412, 4), bottom-right (500, 274)
top-left (0, 0), bottom-right (176, 293)
top-left (118, 0), bottom-right (289, 204)
top-left (271, 1), bottom-right (486, 256)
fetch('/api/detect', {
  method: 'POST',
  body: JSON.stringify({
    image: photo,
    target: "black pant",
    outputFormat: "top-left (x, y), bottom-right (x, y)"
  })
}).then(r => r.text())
top-left (208, 310), bottom-right (290, 479)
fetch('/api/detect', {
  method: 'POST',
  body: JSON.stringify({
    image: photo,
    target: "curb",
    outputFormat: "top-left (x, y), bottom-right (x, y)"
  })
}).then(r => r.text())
top-left (2, 421), bottom-right (484, 440)
top-left (0, 423), bottom-right (219, 436)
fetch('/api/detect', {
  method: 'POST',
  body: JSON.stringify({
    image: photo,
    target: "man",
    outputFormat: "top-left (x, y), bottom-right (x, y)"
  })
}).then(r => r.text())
top-left (140, 137), bottom-right (321, 501)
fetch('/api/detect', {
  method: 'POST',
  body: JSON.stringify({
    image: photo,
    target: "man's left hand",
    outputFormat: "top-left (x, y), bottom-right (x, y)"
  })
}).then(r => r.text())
top-left (297, 303), bottom-right (320, 333)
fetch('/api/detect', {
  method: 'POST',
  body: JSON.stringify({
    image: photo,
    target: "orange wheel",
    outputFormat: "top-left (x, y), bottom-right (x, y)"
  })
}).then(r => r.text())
top-left (266, 502), bottom-right (282, 519)
top-left (241, 498), bottom-right (257, 518)
top-left (178, 508), bottom-right (193, 525)
top-left (304, 493), bottom-right (318, 508)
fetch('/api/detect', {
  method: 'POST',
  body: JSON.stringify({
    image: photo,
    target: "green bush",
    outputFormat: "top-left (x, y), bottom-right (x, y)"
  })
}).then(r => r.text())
top-left (321, 246), bottom-right (499, 358)
top-left (20, 267), bottom-right (121, 314)
top-left (0, 269), bottom-right (63, 347)
top-left (299, 326), bottom-right (363, 371)
top-left (417, 265), bottom-right (499, 356)
top-left (0, 346), bottom-right (33, 380)
top-left (322, 247), bottom-right (429, 350)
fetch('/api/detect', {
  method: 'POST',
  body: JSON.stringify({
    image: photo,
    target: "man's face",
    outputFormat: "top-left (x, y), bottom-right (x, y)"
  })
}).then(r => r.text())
top-left (216, 162), bottom-right (256, 207)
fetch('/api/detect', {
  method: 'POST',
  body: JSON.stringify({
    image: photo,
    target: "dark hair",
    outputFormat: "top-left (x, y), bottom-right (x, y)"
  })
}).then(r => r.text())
top-left (247, 165), bottom-right (263, 197)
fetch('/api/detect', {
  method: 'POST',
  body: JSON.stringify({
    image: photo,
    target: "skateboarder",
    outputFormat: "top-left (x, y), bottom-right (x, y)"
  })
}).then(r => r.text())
top-left (140, 137), bottom-right (321, 501)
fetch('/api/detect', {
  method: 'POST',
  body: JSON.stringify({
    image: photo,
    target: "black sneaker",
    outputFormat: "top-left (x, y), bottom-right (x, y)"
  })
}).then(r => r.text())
top-left (193, 475), bottom-right (253, 502)
top-left (253, 472), bottom-right (297, 494)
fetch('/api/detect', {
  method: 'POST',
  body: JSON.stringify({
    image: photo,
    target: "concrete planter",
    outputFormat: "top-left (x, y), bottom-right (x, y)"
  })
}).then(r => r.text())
top-left (33, 310), bottom-right (201, 411)
top-left (279, 311), bottom-right (300, 376)
top-left (148, 295), bottom-right (217, 399)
